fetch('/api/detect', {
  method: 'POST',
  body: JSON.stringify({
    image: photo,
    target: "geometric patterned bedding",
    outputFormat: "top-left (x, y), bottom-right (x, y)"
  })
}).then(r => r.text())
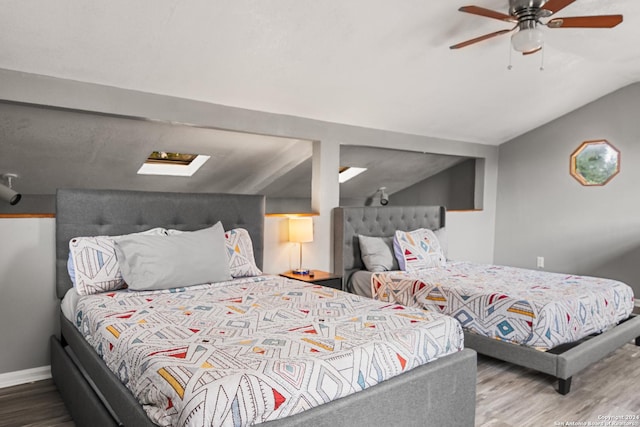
top-left (75, 275), bottom-right (463, 427)
top-left (371, 262), bottom-right (634, 351)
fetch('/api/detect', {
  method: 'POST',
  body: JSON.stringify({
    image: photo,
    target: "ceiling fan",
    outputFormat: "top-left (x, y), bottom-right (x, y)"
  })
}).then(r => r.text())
top-left (450, 0), bottom-right (623, 55)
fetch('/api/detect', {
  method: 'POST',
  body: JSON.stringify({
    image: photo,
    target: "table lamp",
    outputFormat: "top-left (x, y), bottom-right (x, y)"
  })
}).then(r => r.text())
top-left (289, 217), bottom-right (313, 275)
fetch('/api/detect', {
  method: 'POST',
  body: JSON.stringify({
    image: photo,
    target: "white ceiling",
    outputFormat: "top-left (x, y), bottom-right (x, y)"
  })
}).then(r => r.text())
top-left (2, 0), bottom-right (639, 145)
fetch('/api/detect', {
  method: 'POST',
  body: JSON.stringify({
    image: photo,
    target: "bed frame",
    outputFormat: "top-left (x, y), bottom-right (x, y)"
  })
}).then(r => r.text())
top-left (51, 189), bottom-right (477, 427)
top-left (333, 205), bottom-right (640, 395)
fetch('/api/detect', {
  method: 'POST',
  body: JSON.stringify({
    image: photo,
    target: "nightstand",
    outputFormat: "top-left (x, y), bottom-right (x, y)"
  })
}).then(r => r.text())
top-left (280, 270), bottom-right (343, 290)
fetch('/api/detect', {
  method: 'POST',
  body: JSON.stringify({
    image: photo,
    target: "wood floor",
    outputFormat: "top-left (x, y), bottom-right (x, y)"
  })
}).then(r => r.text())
top-left (0, 379), bottom-right (73, 427)
top-left (476, 342), bottom-right (640, 426)
top-left (1, 342), bottom-right (638, 427)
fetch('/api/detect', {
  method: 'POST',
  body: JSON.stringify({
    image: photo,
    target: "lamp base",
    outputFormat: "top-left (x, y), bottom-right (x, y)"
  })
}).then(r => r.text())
top-left (292, 268), bottom-right (310, 275)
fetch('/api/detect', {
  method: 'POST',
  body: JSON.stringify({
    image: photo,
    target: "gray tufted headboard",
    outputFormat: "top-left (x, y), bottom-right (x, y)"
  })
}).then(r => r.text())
top-left (333, 206), bottom-right (445, 289)
top-left (56, 188), bottom-right (265, 298)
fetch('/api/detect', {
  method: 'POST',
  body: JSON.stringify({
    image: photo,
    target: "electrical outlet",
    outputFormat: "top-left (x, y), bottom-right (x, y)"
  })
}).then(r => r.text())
top-left (536, 256), bottom-right (544, 269)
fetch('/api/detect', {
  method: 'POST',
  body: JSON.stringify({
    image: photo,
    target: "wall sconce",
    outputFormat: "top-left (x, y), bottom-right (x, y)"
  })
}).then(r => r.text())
top-left (0, 174), bottom-right (21, 205)
top-left (288, 217), bottom-right (313, 275)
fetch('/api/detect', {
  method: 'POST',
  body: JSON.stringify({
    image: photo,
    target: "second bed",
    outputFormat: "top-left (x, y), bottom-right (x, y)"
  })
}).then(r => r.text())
top-left (333, 205), bottom-right (640, 394)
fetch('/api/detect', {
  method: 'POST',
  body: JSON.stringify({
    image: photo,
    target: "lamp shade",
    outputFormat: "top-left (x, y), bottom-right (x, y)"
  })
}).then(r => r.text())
top-left (289, 217), bottom-right (313, 243)
top-left (511, 27), bottom-right (543, 53)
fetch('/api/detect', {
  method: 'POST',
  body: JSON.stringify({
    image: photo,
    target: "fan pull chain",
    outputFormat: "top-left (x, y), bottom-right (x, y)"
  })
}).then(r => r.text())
top-left (507, 43), bottom-right (513, 70)
top-left (539, 43), bottom-right (545, 71)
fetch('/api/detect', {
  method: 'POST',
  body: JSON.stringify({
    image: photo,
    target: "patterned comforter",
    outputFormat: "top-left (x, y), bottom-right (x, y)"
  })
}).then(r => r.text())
top-left (371, 262), bottom-right (634, 351)
top-left (75, 275), bottom-right (463, 427)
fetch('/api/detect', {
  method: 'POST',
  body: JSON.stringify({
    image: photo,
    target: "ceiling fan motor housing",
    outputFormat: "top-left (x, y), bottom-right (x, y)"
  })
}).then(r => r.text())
top-left (510, 0), bottom-right (553, 20)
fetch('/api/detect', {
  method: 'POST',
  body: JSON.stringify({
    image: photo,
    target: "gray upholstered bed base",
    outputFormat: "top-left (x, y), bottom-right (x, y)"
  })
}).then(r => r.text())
top-left (53, 314), bottom-right (477, 427)
top-left (52, 189), bottom-right (478, 427)
top-left (465, 314), bottom-right (640, 394)
top-left (333, 206), bottom-right (640, 395)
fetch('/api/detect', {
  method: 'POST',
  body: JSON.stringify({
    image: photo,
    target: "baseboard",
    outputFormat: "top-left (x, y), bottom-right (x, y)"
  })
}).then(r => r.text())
top-left (0, 365), bottom-right (51, 389)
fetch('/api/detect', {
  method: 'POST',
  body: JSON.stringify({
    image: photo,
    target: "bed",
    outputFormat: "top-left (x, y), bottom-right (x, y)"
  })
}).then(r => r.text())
top-left (50, 189), bottom-right (477, 427)
top-left (333, 205), bottom-right (640, 395)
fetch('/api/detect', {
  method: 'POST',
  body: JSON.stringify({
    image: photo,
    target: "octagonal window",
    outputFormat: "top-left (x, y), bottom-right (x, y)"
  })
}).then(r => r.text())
top-left (570, 140), bottom-right (620, 186)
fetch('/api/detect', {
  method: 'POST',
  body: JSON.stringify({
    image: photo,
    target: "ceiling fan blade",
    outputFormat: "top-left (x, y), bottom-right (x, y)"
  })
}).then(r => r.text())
top-left (449, 28), bottom-right (515, 49)
top-left (458, 6), bottom-right (516, 22)
top-left (547, 15), bottom-right (623, 28)
top-left (541, 0), bottom-right (576, 16)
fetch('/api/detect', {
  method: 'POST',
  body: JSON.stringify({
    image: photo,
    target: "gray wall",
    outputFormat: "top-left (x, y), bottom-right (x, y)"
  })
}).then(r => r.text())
top-left (266, 197), bottom-right (311, 214)
top-left (494, 82), bottom-right (640, 297)
top-left (0, 69), bottom-right (499, 375)
top-left (389, 159), bottom-right (476, 210)
top-left (0, 195), bottom-right (54, 214)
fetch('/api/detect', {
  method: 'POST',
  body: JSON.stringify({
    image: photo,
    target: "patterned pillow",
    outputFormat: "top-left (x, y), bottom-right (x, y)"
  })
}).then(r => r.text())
top-left (225, 228), bottom-right (262, 277)
top-left (69, 236), bottom-right (125, 296)
top-left (393, 228), bottom-right (446, 272)
top-left (69, 228), bottom-right (167, 295)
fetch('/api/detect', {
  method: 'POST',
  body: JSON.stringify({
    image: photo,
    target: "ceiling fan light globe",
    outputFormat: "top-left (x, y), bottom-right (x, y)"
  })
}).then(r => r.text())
top-left (511, 27), bottom-right (544, 52)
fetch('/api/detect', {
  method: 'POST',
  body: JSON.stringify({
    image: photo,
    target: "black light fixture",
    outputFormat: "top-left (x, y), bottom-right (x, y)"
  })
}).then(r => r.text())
top-left (0, 173), bottom-right (21, 205)
top-left (365, 187), bottom-right (389, 206)
top-left (378, 187), bottom-right (389, 206)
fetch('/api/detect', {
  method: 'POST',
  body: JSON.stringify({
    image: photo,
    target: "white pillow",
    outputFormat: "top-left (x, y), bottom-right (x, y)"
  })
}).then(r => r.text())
top-left (393, 228), bottom-right (446, 272)
top-left (433, 228), bottom-right (448, 260)
top-left (358, 235), bottom-right (399, 272)
top-left (114, 222), bottom-right (231, 291)
top-left (69, 227), bottom-right (167, 295)
top-left (67, 253), bottom-right (76, 286)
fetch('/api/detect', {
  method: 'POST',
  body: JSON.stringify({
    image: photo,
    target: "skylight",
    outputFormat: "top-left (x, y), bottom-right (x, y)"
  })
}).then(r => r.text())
top-left (137, 151), bottom-right (210, 177)
top-left (338, 166), bottom-right (367, 183)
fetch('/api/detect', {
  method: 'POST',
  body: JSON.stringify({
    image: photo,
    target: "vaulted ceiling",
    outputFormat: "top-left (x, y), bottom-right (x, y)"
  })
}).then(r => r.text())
top-left (0, 101), bottom-right (466, 208)
top-left (2, 0), bottom-right (638, 146)
top-left (1, 1), bottom-right (639, 208)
